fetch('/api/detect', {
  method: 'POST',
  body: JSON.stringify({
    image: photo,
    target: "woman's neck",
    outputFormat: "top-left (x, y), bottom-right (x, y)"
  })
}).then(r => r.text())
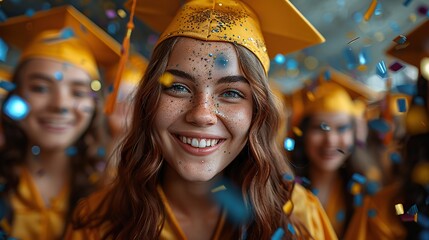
top-left (162, 165), bottom-right (221, 217)
top-left (25, 146), bottom-right (70, 177)
top-left (308, 166), bottom-right (340, 207)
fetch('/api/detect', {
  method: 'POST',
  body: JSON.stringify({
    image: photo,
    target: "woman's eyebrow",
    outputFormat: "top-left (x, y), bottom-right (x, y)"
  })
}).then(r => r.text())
top-left (217, 75), bottom-right (248, 84)
top-left (165, 69), bottom-right (196, 83)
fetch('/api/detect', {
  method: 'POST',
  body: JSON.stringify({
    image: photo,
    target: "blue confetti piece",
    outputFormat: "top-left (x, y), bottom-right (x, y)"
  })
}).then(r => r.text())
top-left (368, 209), bottom-right (377, 218)
top-left (403, 0), bottom-right (413, 6)
top-left (107, 22), bottom-right (119, 35)
top-left (65, 146), bottom-right (78, 156)
top-left (419, 230), bottom-right (429, 240)
top-left (414, 97), bottom-right (425, 106)
top-left (366, 181), bottom-right (381, 195)
top-left (352, 173), bottom-right (367, 184)
top-left (397, 98), bottom-right (407, 112)
top-left (283, 138), bottom-right (295, 151)
top-left (374, 2), bottom-right (383, 16)
top-left (311, 188), bottom-right (319, 196)
top-left (0, 81), bottom-right (15, 92)
top-left (54, 72), bottom-right (63, 81)
top-left (215, 54), bottom-right (229, 69)
top-left (358, 51), bottom-right (367, 65)
top-left (407, 204), bottom-right (418, 215)
top-left (31, 145), bottom-right (41, 155)
top-left (344, 47), bottom-right (357, 70)
top-left (60, 28), bottom-right (75, 39)
top-left (3, 95), bottom-right (30, 120)
top-left (389, 21), bottom-right (401, 34)
top-left (352, 11), bottom-right (363, 23)
top-left (283, 173), bottom-right (294, 181)
top-left (108, 84), bottom-right (114, 93)
top-left (97, 147), bottom-right (106, 157)
top-left (0, 38), bottom-right (8, 62)
top-left (396, 84), bottom-right (416, 96)
top-left (418, 214), bottom-right (429, 228)
top-left (368, 119), bottom-right (390, 133)
top-left (324, 70), bottom-right (331, 81)
top-left (0, 9), bottom-right (7, 22)
top-left (286, 59), bottom-right (298, 70)
top-left (271, 228), bottom-right (285, 240)
top-left (390, 152), bottom-right (402, 164)
top-left (41, 2), bottom-right (51, 10)
top-left (336, 210), bottom-right (345, 222)
top-left (212, 179), bottom-right (250, 224)
top-left (376, 61), bottom-right (388, 79)
top-left (274, 54), bottom-right (286, 65)
top-left (393, 35), bottom-right (407, 45)
top-left (25, 9), bottom-right (35, 17)
top-left (287, 223), bottom-right (296, 235)
top-left (354, 194), bottom-right (363, 207)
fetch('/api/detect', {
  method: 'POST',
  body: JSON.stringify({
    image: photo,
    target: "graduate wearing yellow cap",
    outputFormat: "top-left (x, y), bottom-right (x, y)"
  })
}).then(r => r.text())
top-left (65, 0), bottom-right (337, 239)
top-left (344, 20), bottom-right (429, 240)
top-left (287, 70), bottom-right (381, 238)
top-left (0, 6), bottom-right (121, 240)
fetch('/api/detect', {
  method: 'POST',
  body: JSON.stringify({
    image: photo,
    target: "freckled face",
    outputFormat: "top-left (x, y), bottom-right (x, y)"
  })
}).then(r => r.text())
top-left (154, 38), bottom-right (253, 182)
top-left (304, 113), bottom-right (354, 172)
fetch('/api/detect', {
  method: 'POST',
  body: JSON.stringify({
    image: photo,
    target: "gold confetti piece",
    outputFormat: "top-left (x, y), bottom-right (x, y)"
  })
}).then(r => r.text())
top-left (306, 92), bottom-right (315, 101)
top-left (347, 36), bottom-right (360, 45)
top-left (159, 72), bottom-right (174, 87)
top-left (282, 200), bottom-right (293, 215)
top-left (350, 183), bottom-right (362, 195)
top-left (211, 185), bottom-right (227, 193)
top-left (90, 80), bottom-right (102, 91)
top-left (364, 0), bottom-right (378, 21)
top-left (395, 203), bottom-right (404, 215)
top-left (411, 162), bottom-right (429, 185)
top-left (117, 9), bottom-right (127, 18)
top-left (293, 127), bottom-right (303, 137)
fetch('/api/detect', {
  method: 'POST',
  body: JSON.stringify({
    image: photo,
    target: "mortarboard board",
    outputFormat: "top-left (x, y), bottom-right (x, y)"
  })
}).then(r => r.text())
top-left (386, 20), bottom-right (429, 79)
top-left (0, 6), bottom-right (121, 81)
top-left (125, 0), bottom-right (325, 74)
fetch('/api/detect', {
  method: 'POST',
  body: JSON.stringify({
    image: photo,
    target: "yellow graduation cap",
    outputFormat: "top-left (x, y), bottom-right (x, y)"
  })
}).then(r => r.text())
top-left (106, 53), bottom-right (148, 86)
top-left (125, 0), bottom-right (325, 73)
top-left (386, 20), bottom-right (429, 78)
top-left (0, 65), bottom-right (12, 97)
top-left (0, 6), bottom-right (121, 81)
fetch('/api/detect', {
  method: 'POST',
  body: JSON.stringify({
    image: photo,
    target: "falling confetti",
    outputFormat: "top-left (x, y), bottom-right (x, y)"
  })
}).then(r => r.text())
top-left (283, 138), bottom-right (295, 151)
top-left (54, 71), bottom-right (63, 81)
top-left (376, 60), bottom-right (388, 78)
top-left (271, 228), bottom-right (285, 240)
top-left (31, 145), bottom-right (41, 156)
top-left (390, 152), bottom-right (401, 164)
top-left (60, 27), bottom-right (74, 39)
top-left (388, 62), bottom-right (404, 72)
top-left (364, 0), bottom-right (378, 21)
top-left (65, 146), bottom-right (78, 156)
top-left (282, 200), bottom-right (293, 215)
top-left (0, 38), bottom-right (8, 62)
top-left (90, 80), bottom-right (102, 91)
top-left (393, 35), bottom-right (407, 45)
top-left (395, 203), bottom-right (404, 215)
top-left (397, 98), bottom-right (407, 112)
top-left (159, 72), bottom-right (174, 87)
top-left (368, 119), bottom-right (390, 133)
top-left (351, 173), bottom-right (367, 184)
top-left (0, 81), bottom-right (15, 92)
top-left (3, 95), bottom-right (30, 120)
top-left (211, 185), bottom-right (227, 193)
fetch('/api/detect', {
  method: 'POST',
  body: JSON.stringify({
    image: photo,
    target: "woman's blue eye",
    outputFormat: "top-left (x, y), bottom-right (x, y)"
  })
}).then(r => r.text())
top-left (166, 83), bottom-right (190, 93)
top-left (221, 90), bottom-right (243, 98)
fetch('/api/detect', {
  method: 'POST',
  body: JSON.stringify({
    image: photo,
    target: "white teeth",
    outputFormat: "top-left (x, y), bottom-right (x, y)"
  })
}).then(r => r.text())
top-left (199, 139), bottom-right (207, 148)
top-left (179, 136), bottom-right (221, 148)
top-left (191, 138), bottom-right (199, 147)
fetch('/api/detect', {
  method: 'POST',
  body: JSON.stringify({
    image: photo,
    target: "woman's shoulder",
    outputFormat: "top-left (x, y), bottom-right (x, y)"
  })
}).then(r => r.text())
top-left (291, 183), bottom-right (338, 240)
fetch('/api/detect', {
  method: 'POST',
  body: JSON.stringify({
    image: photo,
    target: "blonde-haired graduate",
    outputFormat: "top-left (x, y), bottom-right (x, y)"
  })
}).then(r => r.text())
top-left (65, 0), bottom-right (337, 239)
top-left (0, 6), bottom-right (121, 239)
top-left (288, 68), bottom-right (383, 238)
top-left (344, 19), bottom-right (429, 240)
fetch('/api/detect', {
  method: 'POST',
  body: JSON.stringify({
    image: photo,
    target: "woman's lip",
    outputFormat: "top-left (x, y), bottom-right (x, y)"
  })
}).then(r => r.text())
top-left (39, 120), bottom-right (73, 132)
top-left (173, 131), bottom-right (225, 139)
top-left (173, 134), bottom-right (224, 156)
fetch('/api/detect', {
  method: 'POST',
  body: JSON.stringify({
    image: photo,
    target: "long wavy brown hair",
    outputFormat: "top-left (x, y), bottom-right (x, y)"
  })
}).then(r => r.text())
top-left (74, 36), bottom-right (310, 239)
top-left (0, 60), bottom-right (107, 235)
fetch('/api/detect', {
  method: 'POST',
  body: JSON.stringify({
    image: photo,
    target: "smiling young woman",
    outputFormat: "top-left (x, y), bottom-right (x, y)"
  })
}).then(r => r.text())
top-left (64, 0), bottom-right (337, 239)
top-left (0, 6), bottom-right (120, 239)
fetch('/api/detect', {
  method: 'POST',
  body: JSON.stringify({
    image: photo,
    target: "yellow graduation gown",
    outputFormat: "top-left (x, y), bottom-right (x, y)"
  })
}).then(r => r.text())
top-left (9, 168), bottom-right (70, 240)
top-left (324, 179), bottom-right (346, 238)
top-left (343, 182), bottom-right (406, 240)
top-left (64, 186), bottom-right (232, 240)
top-left (291, 184), bottom-right (338, 240)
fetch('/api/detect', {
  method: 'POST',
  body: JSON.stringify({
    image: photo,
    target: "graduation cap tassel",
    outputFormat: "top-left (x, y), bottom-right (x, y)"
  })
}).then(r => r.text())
top-left (104, 0), bottom-right (137, 114)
